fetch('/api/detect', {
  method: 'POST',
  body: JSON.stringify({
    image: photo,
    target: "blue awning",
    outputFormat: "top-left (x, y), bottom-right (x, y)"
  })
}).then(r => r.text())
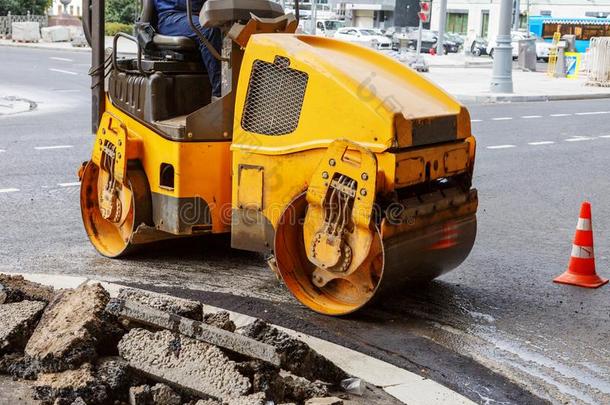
top-left (545, 19), bottom-right (610, 25)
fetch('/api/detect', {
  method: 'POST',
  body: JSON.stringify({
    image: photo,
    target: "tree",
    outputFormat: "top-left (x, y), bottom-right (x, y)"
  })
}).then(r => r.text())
top-left (106, 0), bottom-right (139, 24)
top-left (0, 0), bottom-right (52, 15)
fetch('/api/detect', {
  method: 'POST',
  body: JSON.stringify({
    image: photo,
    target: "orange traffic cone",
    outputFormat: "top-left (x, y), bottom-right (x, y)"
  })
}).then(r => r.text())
top-left (554, 201), bottom-right (608, 288)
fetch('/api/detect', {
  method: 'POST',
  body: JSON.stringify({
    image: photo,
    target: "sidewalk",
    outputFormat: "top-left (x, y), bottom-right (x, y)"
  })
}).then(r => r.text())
top-left (423, 53), bottom-right (493, 68)
top-left (425, 63), bottom-right (610, 103)
top-left (0, 36), bottom-right (138, 53)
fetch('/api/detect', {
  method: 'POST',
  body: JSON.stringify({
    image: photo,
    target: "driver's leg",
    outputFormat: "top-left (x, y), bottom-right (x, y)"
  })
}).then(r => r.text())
top-left (157, 13), bottom-right (222, 97)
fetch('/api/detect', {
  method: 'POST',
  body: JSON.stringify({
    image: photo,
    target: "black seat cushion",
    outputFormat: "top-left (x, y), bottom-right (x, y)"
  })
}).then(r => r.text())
top-left (152, 34), bottom-right (198, 51)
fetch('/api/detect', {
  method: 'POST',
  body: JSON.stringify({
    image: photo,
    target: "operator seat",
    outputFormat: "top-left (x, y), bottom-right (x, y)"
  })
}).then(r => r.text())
top-left (135, 0), bottom-right (199, 60)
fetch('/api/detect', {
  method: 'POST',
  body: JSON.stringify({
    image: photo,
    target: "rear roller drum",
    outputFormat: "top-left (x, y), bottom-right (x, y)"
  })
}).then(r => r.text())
top-left (274, 194), bottom-right (384, 315)
top-left (80, 161), bottom-right (152, 258)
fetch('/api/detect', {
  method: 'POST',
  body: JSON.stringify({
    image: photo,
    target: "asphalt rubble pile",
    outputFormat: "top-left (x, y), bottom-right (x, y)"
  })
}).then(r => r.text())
top-left (0, 274), bottom-right (361, 405)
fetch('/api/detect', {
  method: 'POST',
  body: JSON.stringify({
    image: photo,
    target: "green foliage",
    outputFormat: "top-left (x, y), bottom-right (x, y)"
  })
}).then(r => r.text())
top-left (105, 21), bottom-right (133, 36)
top-left (0, 0), bottom-right (52, 15)
top-left (106, 0), bottom-right (139, 24)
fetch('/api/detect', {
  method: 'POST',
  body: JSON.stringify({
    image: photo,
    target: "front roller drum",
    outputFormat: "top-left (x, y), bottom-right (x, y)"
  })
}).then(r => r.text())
top-left (274, 194), bottom-right (477, 315)
top-left (80, 161), bottom-right (152, 258)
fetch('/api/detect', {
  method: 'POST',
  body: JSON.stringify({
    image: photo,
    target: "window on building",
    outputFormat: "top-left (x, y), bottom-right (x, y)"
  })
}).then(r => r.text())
top-left (581, 24), bottom-right (608, 40)
top-left (77, 6), bottom-right (81, 16)
top-left (481, 11), bottom-right (489, 38)
top-left (70, 5), bottom-right (74, 15)
top-left (542, 23), bottom-right (558, 39)
top-left (58, 5), bottom-right (62, 14)
top-left (446, 12), bottom-right (468, 35)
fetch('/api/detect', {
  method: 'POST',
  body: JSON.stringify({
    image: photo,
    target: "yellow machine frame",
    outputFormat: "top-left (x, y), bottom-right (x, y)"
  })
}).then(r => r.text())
top-left (82, 28), bottom-right (477, 315)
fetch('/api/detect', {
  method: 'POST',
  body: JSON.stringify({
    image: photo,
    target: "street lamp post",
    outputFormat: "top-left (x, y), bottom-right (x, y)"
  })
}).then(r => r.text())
top-left (311, 0), bottom-right (317, 35)
top-left (513, 0), bottom-right (521, 30)
top-left (436, 0), bottom-right (447, 55)
top-left (490, 0), bottom-right (514, 93)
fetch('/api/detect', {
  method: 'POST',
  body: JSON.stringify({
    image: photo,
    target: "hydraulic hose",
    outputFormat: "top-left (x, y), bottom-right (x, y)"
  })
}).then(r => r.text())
top-left (185, 0), bottom-right (229, 62)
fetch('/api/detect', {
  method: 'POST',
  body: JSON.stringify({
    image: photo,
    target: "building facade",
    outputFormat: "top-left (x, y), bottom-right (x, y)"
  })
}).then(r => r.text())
top-left (48, 0), bottom-right (83, 17)
top-left (429, 0), bottom-right (610, 38)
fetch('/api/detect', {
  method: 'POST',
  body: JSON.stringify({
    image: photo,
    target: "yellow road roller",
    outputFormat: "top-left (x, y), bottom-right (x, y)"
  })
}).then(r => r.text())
top-left (79, 0), bottom-right (477, 315)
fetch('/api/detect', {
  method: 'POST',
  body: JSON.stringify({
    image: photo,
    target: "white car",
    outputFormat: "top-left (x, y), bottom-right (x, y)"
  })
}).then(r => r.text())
top-left (315, 20), bottom-right (346, 37)
top-left (487, 31), bottom-right (553, 61)
top-left (333, 27), bottom-right (393, 50)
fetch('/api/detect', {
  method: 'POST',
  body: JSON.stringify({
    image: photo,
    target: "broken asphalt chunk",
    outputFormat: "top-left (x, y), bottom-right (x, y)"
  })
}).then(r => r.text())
top-left (0, 274), bottom-right (55, 303)
top-left (118, 288), bottom-right (203, 321)
top-left (0, 300), bottom-right (46, 354)
top-left (107, 298), bottom-right (280, 366)
top-left (117, 328), bottom-right (252, 400)
top-left (240, 320), bottom-right (348, 384)
top-left (25, 284), bottom-right (123, 372)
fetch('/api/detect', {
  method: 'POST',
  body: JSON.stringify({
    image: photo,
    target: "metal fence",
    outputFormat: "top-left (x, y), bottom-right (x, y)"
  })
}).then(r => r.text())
top-left (586, 37), bottom-right (610, 87)
top-left (0, 12), bottom-right (48, 37)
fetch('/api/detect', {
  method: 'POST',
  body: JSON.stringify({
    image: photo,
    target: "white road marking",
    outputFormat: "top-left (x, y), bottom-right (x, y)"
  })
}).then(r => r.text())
top-left (598, 135), bottom-right (610, 138)
top-left (575, 111), bottom-right (609, 116)
top-left (48, 68), bottom-right (78, 76)
top-left (34, 145), bottom-right (73, 150)
top-left (550, 113), bottom-right (571, 117)
top-left (522, 115), bottom-right (542, 119)
top-left (50, 57), bottom-right (73, 62)
top-left (55, 89), bottom-right (81, 93)
top-left (486, 144), bottom-right (516, 149)
top-left (58, 182), bottom-right (80, 187)
top-left (0, 188), bottom-right (19, 193)
top-left (565, 137), bottom-right (594, 142)
top-left (0, 149), bottom-right (5, 153)
top-left (528, 141), bottom-right (555, 145)
top-left (492, 117), bottom-right (512, 121)
top-left (471, 119), bottom-right (482, 122)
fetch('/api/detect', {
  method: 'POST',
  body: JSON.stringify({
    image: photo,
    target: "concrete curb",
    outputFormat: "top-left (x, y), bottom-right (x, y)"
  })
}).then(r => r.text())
top-left (0, 42), bottom-right (91, 53)
top-left (4, 272), bottom-right (475, 405)
top-left (427, 62), bottom-right (493, 69)
top-left (456, 92), bottom-right (610, 104)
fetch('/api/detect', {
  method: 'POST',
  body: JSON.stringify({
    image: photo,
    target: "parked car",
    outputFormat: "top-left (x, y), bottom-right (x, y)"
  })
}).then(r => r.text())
top-left (486, 31), bottom-right (553, 61)
top-left (385, 26), bottom-right (417, 50)
top-left (470, 37), bottom-right (488, 56)
top-left (334, 27), bottom-right (393, 50)
top-left (405, 30), bottom-right (459, 54)
top-left (445, 32), bottom-right (466, 49)
top-left (315, 19), bottom-right (346, 37)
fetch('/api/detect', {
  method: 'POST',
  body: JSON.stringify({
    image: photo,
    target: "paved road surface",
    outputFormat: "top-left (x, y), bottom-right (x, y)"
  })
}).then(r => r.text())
top-left (0, 46), bottom-right (608, 405)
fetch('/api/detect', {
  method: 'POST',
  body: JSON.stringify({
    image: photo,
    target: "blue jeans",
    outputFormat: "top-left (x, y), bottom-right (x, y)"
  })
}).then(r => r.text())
top-left (157, 12), bottom-right (222, 97)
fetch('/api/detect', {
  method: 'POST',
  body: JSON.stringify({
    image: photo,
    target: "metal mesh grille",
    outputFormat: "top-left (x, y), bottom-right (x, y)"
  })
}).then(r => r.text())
top-left (241, 58), bottom-right (308, 136)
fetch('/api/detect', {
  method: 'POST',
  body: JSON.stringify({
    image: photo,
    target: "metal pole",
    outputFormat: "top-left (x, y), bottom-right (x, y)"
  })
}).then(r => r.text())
top-left (490, 0), bottom-right (513, 93)
top-left (91, 0), bottom-right (105, 134)
top-left (416, 18), bottom-right (423, 55)
top-left (436, 0), bottom-right (447, 54)
top-left (513, 0), bottom-right (521, 31)
top-left (311, 0), bottom-right (317, 35)
top-left (526, 0), bottom-right (530, 33)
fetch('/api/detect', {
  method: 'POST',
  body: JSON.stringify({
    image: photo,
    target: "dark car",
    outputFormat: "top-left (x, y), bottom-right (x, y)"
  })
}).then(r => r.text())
top-left (405, 30), bottom-right (458, 54)
top-left (470, 37), bottom-right (488, 56)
